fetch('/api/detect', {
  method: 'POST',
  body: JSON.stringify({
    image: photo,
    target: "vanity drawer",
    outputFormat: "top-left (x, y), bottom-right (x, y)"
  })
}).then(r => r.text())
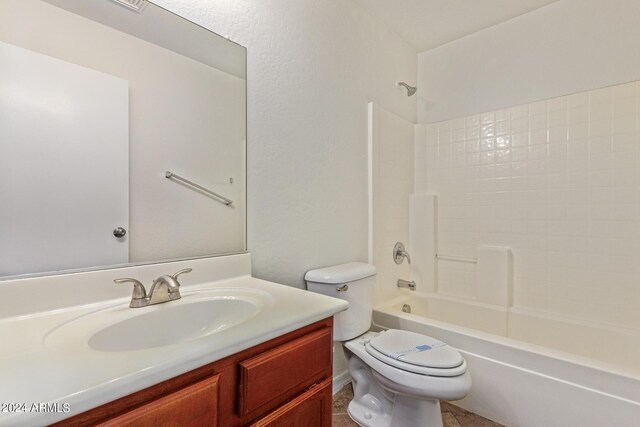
top-left (238, 327), bottom-right (332, 420)
top-left (250, 377), bottom-right (332, 427)
top-left (98, 374), bottom-right (219, 427)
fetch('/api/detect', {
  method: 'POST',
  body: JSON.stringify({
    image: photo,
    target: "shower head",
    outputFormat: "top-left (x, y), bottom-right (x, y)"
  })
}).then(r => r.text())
top-left (397, 81), bottom-right (417, 96)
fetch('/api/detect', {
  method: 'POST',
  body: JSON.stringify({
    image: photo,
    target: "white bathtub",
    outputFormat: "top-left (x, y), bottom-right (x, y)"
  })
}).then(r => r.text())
top-left (372, 293), bottom-right (640, 427)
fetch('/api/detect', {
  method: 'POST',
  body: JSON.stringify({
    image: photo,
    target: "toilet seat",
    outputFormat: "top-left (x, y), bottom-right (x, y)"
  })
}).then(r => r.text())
top-left (365, 329), bottom-right (466, 377)
top-left (345, 331), bottom-right (471, 402)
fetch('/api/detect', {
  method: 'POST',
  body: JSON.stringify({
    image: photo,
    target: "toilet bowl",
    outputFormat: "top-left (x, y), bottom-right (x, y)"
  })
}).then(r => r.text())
top-left (305, 262), bottom-right (471, 427)
top-left (345, 330), bottom-right (471, 427)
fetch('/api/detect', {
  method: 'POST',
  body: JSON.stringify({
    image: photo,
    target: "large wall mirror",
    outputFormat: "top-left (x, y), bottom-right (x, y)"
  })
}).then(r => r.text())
top-left (0, 0), bottom-right (247, 279)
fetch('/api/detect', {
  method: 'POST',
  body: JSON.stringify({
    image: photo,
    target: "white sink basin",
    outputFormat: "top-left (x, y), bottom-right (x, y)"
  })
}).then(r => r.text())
top-left (89, 298), bottom-right (257, 352)
top-left (45, 289), bottom-right (270, 352)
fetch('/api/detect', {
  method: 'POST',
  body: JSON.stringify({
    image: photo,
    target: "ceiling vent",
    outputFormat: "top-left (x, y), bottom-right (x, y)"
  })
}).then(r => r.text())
top-left (108, 0), bottom-right (148, 13)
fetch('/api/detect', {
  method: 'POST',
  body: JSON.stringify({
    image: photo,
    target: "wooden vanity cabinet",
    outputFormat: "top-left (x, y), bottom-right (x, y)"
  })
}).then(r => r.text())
top-left (54, 318), bottom-right (333, 427)
top-left (99, 374), bottom-right (220, 427)
top-left (249, 378), bottom-right (332, 427)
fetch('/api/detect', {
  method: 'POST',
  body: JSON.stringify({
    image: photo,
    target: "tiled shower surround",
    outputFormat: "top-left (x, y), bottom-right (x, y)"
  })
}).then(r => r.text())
top-left (415, 81), bottom-right (640, 331)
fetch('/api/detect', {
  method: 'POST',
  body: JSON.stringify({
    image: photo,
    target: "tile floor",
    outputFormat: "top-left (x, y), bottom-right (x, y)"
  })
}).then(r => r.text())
top-left (332, 383), bottom-right (504, 427)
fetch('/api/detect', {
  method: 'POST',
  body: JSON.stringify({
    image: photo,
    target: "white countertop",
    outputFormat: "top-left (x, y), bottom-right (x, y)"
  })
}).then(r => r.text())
top-left (0, 255), bottom-right (348, 426)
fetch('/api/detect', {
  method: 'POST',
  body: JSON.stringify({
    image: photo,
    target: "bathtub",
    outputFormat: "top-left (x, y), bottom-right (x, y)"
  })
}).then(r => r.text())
top-left (372, 293), bottom-right (640, 427)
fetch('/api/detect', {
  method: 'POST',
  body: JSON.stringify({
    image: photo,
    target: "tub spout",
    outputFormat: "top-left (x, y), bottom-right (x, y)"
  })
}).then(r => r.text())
top-left (397, 279), bottom-right (416, 291)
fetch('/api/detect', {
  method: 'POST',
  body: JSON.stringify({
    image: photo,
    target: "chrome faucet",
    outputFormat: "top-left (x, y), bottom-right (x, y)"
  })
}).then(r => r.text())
top-left (397, 279), bottom-right (416, 291)
top-left (393, 242), bottom-right (411, 264)
top-left (115, 268), bottom-right (192, 308)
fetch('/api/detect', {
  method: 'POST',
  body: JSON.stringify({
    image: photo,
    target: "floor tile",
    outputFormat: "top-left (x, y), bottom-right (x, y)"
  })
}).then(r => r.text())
top-left (454, 413), bottom-right (503, 427)
top-left (332, 383), bottom-right (504, 427)
top-left (332, 413), bottom-right (359, 427)
top-left (442, 411), bottom-right (463, 427)
top-left (332, 383), bottom-right (353, 414)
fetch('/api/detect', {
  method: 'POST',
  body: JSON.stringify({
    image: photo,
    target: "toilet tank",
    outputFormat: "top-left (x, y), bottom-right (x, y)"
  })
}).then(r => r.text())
top-left (305, 262), bottom-right (376, 341)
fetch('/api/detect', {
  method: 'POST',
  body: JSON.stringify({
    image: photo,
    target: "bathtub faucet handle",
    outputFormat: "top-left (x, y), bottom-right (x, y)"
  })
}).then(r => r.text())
top-left (393, 242), bottom-right (411, 264)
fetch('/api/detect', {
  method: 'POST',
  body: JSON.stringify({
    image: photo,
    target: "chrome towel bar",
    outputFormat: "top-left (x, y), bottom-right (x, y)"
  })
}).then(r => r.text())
top-left (165, 171), bottom-right (233, 206)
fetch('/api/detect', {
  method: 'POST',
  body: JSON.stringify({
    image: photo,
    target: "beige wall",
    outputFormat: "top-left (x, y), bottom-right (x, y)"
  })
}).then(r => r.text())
top-left (418, 0), bottom-right (640, 123)
top-left (154, 0), bottom-right (418, 287)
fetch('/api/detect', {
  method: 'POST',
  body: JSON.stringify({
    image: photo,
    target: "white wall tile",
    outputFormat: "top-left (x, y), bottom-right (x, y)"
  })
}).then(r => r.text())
top-left (613, 97), bottom-right (636, 117)
top-left (464, 115), bottom-right (480, 127)
top-left (549, 109), bottom-right (568, 128)
top-left (590, 87), bottom-right (612, 104)
top-left (510, 104), bottom-right (529, 119)
top-left (530, 100), bottom-right (548, 116)
top-left (568, 92), bottom-right (589, 108)
top-left (530, 114), bottom-right (549, 131)
top-left (568, 106), bottom-right (589, 124)
top-left (611, 81), bottom-right (637, 100)
top-left (589, 102), bottom-right (612, 121)
top-left (416, 81), bottom-right (640, 331)
top-left (612, 115), bottom-right (636, 135)
top-left (590, 119), bottom-right (613, 138)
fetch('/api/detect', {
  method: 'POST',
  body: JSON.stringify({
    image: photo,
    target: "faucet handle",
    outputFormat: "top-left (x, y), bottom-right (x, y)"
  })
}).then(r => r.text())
top-left (172, 268), bottom-right (192, 281)
top-left (393, 242), bottom-right (411, 265)
top-left (114, 278), bottom-right (147, 307)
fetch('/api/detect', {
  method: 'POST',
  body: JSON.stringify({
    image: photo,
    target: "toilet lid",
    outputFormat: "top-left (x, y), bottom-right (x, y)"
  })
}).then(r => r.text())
top-left (367, 330), bottom-right (463, 370)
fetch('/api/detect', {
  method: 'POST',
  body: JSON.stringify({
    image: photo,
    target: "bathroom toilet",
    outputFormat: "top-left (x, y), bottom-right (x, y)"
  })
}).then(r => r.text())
top-left (305, 262), bottom-right (471, 427)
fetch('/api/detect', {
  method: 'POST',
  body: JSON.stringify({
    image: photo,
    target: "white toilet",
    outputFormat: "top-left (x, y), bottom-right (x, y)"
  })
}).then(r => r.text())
top-left (305, 262), bottom-right (471, 427)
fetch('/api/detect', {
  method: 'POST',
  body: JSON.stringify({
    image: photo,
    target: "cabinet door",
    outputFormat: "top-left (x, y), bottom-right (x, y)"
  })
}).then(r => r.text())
top-left (238, 327), bottom-right (332, 420)
top-left (249, 378), bottom-right (332, 427)
top-left (99, 374), bottom-right (219, 427)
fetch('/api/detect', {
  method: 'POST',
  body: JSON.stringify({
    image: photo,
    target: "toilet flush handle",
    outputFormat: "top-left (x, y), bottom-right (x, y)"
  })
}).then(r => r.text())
top-left (336, 284), bottom-right (349, 292)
